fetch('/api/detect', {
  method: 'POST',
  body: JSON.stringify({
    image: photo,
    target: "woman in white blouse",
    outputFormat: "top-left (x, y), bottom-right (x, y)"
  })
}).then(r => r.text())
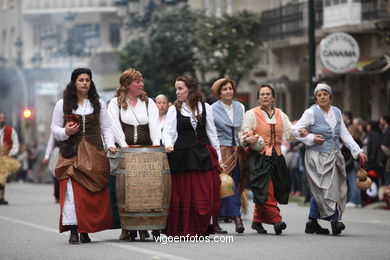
top-left (51, 68), bottom-right (116, 244)
top-left (210, 78), bottom-right (246, 234)
top-left (163, 75), bottom-right (222, 236)
top-left (107, 68), bottom-right (160, 241)
top-left (291, 83), bottom-right (367, 235)
top-left (239, 84), bottom-right (294, 235)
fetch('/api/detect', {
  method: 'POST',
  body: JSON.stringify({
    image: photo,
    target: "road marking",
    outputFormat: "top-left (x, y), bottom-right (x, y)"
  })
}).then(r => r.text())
top-left (0, 215), bottom-right (192, 260)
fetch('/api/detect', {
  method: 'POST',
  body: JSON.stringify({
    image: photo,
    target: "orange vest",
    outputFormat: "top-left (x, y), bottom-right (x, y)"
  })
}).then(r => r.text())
top-left (253, 107), bottom-right (283, 156)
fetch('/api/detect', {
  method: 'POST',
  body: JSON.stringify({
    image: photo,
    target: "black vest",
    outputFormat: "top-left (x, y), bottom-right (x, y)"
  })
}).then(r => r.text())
top-left (167, 102), bottom-right (213, 172)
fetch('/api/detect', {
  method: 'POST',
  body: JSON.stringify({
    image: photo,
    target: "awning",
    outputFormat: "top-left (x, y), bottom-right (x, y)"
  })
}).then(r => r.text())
top-left (318, 54), bottom-right (390, 80)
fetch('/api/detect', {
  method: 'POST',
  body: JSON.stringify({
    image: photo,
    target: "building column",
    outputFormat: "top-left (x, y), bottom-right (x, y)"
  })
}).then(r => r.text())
top-left (370, 74), bottom-right (381, 120)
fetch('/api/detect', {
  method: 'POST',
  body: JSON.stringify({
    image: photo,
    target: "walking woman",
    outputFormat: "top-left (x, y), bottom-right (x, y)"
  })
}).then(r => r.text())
top-left (239, 84), bottom-right (293, 235)
top-left (163, 75), bottom-right (222, 236)
top-left (292, 83), bottom-right (367, 235)
top-left (211, 78), bottom-right (246, 234)
top-left (52, 68), bottom-right (116, 244)
top-left (107, 68), bottom-right (160, 240)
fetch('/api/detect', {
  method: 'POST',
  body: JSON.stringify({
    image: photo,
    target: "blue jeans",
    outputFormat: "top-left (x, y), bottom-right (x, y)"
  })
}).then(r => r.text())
top-left (309, 197), bottom-right (339, 221)
top-left (346, 169), bottom-right (361, 204)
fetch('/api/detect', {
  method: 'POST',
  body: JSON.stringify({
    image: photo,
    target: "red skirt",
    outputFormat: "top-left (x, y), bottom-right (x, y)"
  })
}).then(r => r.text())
top-left (59, 179), bottom-right (113, 233)
top-left (165, 145), bottom-right (221, 236)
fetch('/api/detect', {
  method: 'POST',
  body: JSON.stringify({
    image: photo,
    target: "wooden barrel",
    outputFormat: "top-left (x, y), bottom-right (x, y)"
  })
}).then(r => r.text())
top-left (115, 146), bottom-right (171, 230)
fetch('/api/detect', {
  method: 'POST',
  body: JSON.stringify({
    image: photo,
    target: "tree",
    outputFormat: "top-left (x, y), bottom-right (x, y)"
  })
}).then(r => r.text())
top-left (118, 5), bottom-right (262, 98)
top-left (195, 11), bottom-right (262, 87)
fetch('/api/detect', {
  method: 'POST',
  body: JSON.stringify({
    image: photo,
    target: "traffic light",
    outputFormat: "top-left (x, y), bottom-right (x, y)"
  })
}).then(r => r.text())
top-left (22, 108), bottom-right (32, 119)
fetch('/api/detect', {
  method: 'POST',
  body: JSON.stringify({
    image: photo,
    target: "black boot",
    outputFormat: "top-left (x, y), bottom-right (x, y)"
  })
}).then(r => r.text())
top-left (331, 220), bottom-right (345, 235)
top-left (80, 233), bottom-right (91, 243)
top-left (119, 229), bottom-right (130, 240)
top-left (305, 219), bottom-right (330, 235)
top-left (273, 221), bottom-right (287, 235)
top-left (251, 221), bottom-right (267, 234)
top-left (215, 222), bottom-right (228, 234)
top-left (68, 225), bottom-right (79, 244)
top-left (233, 216), bottom-right (245, 234)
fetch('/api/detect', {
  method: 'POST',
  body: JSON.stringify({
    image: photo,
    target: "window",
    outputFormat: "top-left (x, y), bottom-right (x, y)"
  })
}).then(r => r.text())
top-left (109, 23), bottom-right (120, 48)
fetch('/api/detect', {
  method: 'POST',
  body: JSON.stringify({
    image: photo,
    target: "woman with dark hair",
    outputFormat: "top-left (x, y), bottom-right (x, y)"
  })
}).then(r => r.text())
top-left (239, 84), bottom-right (294, 235)
top-left (51, 68), bottom-right (116, 244)
top-left (210, 78), bottom-right (246, 234)
top-left (163, 75), bottom-right (222, 236)
top-left (292, 83), bottom-right (367, 235)
top-left (107, 68), bottom-right (160, 241)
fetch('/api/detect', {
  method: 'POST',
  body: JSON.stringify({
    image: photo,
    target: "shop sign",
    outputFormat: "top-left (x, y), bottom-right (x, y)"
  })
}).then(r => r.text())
top-left (320, 32), bottom-right (359, 73)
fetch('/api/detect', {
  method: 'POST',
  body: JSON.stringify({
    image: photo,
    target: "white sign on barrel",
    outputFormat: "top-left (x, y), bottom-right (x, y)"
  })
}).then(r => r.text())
top-left (320, 32), bottom-right (360, 73)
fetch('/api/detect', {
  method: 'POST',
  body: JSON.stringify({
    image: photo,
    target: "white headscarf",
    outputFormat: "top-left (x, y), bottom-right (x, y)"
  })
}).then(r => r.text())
top-left (314, 83), bottom-right (332, 96)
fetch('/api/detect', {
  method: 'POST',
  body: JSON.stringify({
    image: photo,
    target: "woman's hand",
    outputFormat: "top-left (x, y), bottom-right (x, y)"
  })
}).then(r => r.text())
top-left (108, 146), bottom-right (117, 154)
top-left (245, 134), bottom-right (259, 145)
top-left (313, 134), bottom-right (325, 145)
top-left (165, 146), bottom-right (174, 153)
top-left (298, 128), bottom-right (308, 138)
top-left (65, 121), bottom-right (79, 136)
top-left (358, 152), bottom-right (368, 166)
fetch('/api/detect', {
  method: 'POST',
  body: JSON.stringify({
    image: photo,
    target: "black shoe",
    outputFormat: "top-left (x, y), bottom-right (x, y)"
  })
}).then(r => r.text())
top-left (305, 219), bottom-right (330, 235)
top-left (68, 226), bottom-right (79, 244)
top-left (151, 230), bottom-right (161, 241)
top-left (129, 230), bottom-right (137, 241)
top-left (0, 198), bottom-right (8, 205)
top-left (331, 220), bottom-right (345, 235)
top-left (138, 230), bottom-right (149, 241)
top-left (119, 229), bottom-right (130, 240)
top-left (215, 223), bottom-right (228, 234)
top-left (251, 221), bottom-right (267, 234)
top-left (273, 221), bottom-right (287, 235)
top-left (80, 233), bottom-right (91, 243)
top-left (233, 216), bottom-right (245, 234)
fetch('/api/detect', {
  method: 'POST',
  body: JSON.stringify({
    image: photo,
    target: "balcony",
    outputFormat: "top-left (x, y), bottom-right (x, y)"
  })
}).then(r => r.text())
top-left (260, 1), bottom-right (323, 42)
top-left (361, 0), bottom-right (390, 20)
top-left (22, 0), bottom-right (117, 14)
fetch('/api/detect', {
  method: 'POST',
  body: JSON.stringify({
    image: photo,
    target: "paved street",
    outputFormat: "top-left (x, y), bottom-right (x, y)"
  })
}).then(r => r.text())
top-left (1, 182), bottom-right (390, 260)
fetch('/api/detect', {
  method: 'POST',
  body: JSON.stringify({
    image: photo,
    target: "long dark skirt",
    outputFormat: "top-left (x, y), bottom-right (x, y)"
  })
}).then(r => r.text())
top-left (247, 149), bottom-right (290, 205)
top-left (165, 145), bottom-right (221, 236)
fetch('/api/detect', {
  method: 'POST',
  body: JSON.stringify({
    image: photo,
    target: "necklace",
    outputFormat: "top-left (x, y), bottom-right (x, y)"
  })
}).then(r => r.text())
top-left (261, 107), bottom-right (275, 119)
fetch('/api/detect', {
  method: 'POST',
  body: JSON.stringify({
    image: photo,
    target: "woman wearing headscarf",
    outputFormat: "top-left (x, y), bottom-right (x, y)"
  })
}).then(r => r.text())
top-left (291, 83), bottom-right (367, 235)
top-left (211, 78), bottom-right (246, 234)
top-left (52, 68), bottom-right (116, 244)
top-left (107, 68), bottom-right (161, 241)
top-left (163, 75), bottom-right (222, 236)
top-left (239, 84), bottom-right (294, 235)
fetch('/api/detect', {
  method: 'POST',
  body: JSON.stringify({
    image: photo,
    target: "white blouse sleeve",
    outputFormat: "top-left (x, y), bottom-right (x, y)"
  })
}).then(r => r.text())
top-left (9, 128), bottom-right (19, 157)
top-left (44, 133), bottom-right (55, 160)
top-left (205, 103), bottom-right (222, 161)
top-left (162, 106), bottom-right (177, 147)
top-left (99, 99), bottom-right (115, 148)
top-left (280, 110), bottom-right (294, 141)
top-left (238, 109), bottom-right (257, 146)
top-left (107, 98), bottom-right (128, 147)
top-left (291, 108), bottom-right (316, 146)
top-left (147, 98), bottom-right (162, 146)
top-left (50, 99), bottom-right (69, 141)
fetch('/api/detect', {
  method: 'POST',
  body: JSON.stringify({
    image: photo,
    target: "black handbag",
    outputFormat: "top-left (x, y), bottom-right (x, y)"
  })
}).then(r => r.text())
top-left (58, 135), bottom-right (79, 159)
